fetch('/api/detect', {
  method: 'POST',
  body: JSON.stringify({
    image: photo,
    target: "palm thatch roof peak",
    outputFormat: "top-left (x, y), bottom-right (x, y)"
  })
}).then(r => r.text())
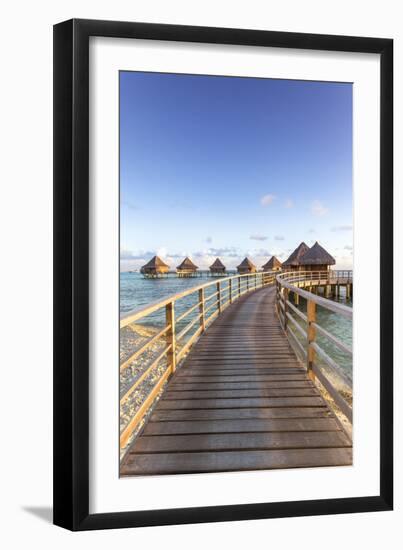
top-left (299, 241), bottom-right (336, 265)
top-left (283, 242), bottom-right (310, 266)
top-left (262, 256), bottom-right (282, 269)
top-left (210, 258), bottom-right (226, 269)
top-left (237, 257), bottom-right (256, 269)
top-left (141, 255), bottom-right (169, 269)
top-left (177, 256), bottom-right (198, 270)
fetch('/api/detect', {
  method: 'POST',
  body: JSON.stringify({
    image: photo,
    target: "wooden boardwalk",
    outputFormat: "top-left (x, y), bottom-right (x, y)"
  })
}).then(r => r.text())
top-left (121, 286), bottom-right (352, 476)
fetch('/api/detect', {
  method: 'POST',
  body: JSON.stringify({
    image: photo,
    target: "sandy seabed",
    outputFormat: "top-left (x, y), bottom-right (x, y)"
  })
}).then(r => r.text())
top-left (120, 323), bottom-right (186, 458)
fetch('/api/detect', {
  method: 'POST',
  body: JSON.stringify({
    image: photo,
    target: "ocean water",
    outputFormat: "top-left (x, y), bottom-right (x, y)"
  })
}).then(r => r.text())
top-left (120, 272), bottom-right (352, 379)
top-left (120, 272), bottom-right (218, 314)
top-left (287, 292), bottom-right (352, 382)
top-left (120, 272), bottom-right (233, 336)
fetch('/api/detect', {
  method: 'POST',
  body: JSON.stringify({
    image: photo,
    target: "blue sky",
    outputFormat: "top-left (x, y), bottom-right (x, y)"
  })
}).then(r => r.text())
top-left (120, 71), bottom-right (353, 271)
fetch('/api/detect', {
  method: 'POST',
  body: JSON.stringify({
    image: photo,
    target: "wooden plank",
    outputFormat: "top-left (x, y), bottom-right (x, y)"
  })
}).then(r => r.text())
top-left (143, 417), bottom-right (341, 435)
top-left (173, 375), bottom-right (308, 382)
top-left (121, 447), bottom-right (352, 475)
top-left (186, 361), bottom-right (302, 366)
top-left (191, 354), bottom-right (295, 359)
top-left (177, 369), bottom-right (306, 377)
top-left (163, 388), bottom-right (320, 399)
top-left (189, 348), bottom-right (298, 352)
top-left (181, 366), bottom-right (305, 372)
top-left (157, 396), bottom-right (325, 410)
top-left (151, 407), bottom-right (332, 422)
top-left (185, 357), bottom-right (301, 362)
top-left (184, 362), bottom-right (304, 368)
top-left (168, 381), bottom-right (315, 390)
top-left (131, 431), bottom-right (351, 454)
top-left (188, 353), bottom-right (297, 359)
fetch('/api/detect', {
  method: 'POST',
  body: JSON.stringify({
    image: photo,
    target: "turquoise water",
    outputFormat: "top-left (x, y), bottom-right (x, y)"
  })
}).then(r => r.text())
top-left (120, 272), bottom-right (352, 378)
top-left (287, 292), bottom-right (352, 381)
top-left (121, 272), bottom-right (230, 335)
top-left (121, 272), bottom-right (218, 314)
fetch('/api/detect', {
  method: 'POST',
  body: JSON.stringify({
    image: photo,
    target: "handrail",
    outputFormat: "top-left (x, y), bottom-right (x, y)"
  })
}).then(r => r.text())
top-left (278, 271), bottom-right (352, 319)
top-left (121, 272), bottom-right (274, 328)
top-left (275, 270), bottom-right (353, 423)
top-left (120, 270), bottom-right (276, 450)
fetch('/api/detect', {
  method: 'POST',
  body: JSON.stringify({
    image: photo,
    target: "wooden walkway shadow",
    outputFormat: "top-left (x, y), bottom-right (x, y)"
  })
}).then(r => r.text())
top-left (121, 286), bottom-right (352, 476)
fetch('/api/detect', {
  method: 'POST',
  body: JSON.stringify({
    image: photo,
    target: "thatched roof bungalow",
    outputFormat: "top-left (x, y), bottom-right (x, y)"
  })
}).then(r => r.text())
top-left (209, 258), bottom-right (226, 275)
top-left (237, 257), bottom-right (256, 274)
top-left (140, 255), bottom-right (170, 277)
top-left (282, 242), bottom-right (310, 271)
top-left (177, 257), bottom-right (198, 277)
top-left (262, 256), bottom-right (282, 272)
top-left (299, 241), bottom-right (336, 271)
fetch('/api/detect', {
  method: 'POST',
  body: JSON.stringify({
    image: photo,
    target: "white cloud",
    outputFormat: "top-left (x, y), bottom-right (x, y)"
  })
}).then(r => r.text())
top-left (250, 234), bottom-right (267, 241)
top-left (334, 254), bottom-right (353, 269)
top-left (274, 235), bottom-right (284, 241)
top-left (205, 236), bottom-right (212, 244)
top-left (344, 245), bottom-right (353, 251)
top-left (311, 200), bottom-right (329, 217)
top-left (248, 248), bottom-right (271, 257)
top-left (156, 247), bottom-right (168, 259)
top-left (285, 199), bottom-right (294, 208)
top-left (260, 194), bottom-right (275, 206)
top-left (120, 248), bottom-right (154, 260)
top-left (207, 247), bottom-right (239, 258)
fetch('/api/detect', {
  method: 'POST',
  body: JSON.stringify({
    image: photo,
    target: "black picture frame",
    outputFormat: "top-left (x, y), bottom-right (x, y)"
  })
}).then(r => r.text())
top-left (53, 18), bottom-right (393, 531)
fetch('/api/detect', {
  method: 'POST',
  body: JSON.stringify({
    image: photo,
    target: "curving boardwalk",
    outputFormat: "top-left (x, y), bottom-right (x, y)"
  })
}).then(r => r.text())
top-left (121, 286), bottom-right (352, 476)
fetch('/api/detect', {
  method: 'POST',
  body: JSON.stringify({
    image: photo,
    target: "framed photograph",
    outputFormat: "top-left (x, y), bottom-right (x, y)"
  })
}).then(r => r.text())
top-left (53, 19), bottom-right (393, 530)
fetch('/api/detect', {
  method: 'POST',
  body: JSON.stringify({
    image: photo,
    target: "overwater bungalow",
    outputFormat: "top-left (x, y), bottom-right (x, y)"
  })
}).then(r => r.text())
top-left (209, 258), bottom-right (226, 276)
top-left (282, 242), bottom-right (310, 271)
top-left (140, 255), bottom-right (170, 278)
top-left (262, 256), bottom-right (282, 272)
top-left (177, 257), bottom-right (199, 277)
top-left (237, 257), bottom-right (256, 274)
top-left (299, 241), bottom-right (336, 272)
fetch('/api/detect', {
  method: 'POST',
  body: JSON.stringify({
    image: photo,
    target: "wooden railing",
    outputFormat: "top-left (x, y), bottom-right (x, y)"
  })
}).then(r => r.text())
top-left (120, 271), bottom-right (276, 450)
top-left (275, 270), bottom-right (353, 423)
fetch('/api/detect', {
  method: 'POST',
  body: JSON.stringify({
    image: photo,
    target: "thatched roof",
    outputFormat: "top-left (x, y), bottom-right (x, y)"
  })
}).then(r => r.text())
top-left (299, 241), bottom-right (336, 266)
top-left (210, 258), bottom-right (226, 270)
top-left (177, 256), bottom-right (198, 270)
top-left (141, 255), bottom-right (169, 270)
top-left (283, 242), bottom-right (310, 266)
top-left (237, 257), bottom-right (256, 269)
top-left (262, 256), bottom-right (282, 270)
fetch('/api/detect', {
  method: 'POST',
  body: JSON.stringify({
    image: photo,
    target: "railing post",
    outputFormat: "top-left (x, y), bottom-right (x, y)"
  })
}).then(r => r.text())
top-left (238, 276), bottom-right (241, 297)
top-left (247, 275), bottom-right (249, 292)
top-left (199, 288), bottom-right (205, 332)
top-left (307, 299), bottom-right (316, 381)
top-left (275, 280), bottom-right (279, 315)
top-left (217, 281), bottom-right (221, 313)
top-left (229, 278), bottom-right (233, 304)
top-left (166, 301), bottom-right (176, 373)
top-left (283, 287), bottom-right (289, 332)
